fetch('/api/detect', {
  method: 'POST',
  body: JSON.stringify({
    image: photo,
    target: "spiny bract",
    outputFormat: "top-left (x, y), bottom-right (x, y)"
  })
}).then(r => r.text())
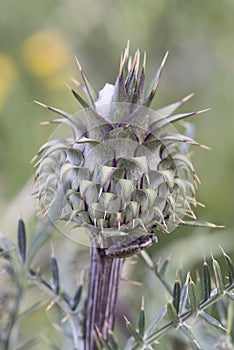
top-left (33, 44), bottom-right (208, 252)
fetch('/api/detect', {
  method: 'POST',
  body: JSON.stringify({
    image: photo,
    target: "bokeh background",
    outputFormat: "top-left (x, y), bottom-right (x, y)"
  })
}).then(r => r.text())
top-left (0, 0), bottom-right (233, 349)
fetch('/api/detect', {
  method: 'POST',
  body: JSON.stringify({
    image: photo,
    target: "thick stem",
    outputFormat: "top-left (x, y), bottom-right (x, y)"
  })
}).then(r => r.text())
top-left (84, 246), bottom-right (124, 350)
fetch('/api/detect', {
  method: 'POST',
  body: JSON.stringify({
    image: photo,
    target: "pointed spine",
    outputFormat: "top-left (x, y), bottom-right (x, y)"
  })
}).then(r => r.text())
top-left (144, 51), bottom-right (169, 106)
top-left (75, 56), bottom-right (96, 110)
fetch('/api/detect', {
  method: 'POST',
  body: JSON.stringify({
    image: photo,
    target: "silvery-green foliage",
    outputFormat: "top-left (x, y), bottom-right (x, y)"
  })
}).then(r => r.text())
top-left (121, 250), bottom-right (234, 350)
top-left (1, 222), bottom-right (233, 349)
top-left (0, 220), bottom-right (84, 350)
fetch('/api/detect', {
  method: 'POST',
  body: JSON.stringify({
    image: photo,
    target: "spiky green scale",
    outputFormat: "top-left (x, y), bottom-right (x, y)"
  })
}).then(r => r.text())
top-left (34, 44), bottom-right (207, 252)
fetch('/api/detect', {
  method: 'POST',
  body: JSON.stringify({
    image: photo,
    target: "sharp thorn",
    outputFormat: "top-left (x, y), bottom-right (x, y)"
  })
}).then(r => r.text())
top-left (143, 51), bottom-right (146, 72)
top-left (75, 55), bottom-right (83, 72)
top-left (181, 93), bottom-right (194, 103)
top-left (161, 51), bottom-right (169, 67)
top-left (196, 108), bottom-right (211, 115)
top-left (34, 100), bottom-right (48, 109)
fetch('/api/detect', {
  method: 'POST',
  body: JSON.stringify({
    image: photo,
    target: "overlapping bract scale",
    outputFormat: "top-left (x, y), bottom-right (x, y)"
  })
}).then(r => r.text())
top-left (33, 45), bottom-right (208, 248)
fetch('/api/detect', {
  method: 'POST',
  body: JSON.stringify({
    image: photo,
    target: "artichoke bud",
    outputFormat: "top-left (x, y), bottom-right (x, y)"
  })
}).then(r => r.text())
top-left (33, 44), bottom-right (207, 252)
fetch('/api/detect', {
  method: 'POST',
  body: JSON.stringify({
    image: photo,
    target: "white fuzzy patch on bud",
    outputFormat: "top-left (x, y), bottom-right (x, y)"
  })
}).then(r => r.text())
top-left (95, 83), bottom-right (114, 119)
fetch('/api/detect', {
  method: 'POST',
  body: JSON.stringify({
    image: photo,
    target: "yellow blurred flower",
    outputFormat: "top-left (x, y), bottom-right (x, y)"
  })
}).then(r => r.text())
top-left (21, 30), bottom-right (72, 87)
top-left (0, 54), bottom-right (17, 109)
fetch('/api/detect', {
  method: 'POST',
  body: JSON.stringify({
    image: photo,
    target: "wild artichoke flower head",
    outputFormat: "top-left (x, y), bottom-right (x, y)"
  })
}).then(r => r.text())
top-left (33, 44), bottom-right (209, 254)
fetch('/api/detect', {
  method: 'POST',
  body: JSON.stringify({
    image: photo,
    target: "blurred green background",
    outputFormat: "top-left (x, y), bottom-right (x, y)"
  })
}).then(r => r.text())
top-left (0, 0), bottom-right (234, 349)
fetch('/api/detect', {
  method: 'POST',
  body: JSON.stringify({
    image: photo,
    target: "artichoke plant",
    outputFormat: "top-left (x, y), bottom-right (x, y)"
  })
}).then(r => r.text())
top-left (33, 43), bottom-right (209, 349)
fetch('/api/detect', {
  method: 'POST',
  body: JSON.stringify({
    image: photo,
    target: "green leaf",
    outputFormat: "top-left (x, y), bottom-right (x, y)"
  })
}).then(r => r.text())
top-left (201, 261), bottom-right (211, 302)
top-left (146, 306), bottom-right (167, 336)
top-left (156, 257), bottom-right (169, 278)
top-left (108, 330), bottom-right (119, 350)
top-left (223, 251), bottom-right (234, 285)
top-left (50, 257), bottom-right (60, 294)
top-left (26, 226), bottom-right (52, 268)
top-left (95, 339), bottom-right (103, 350)
top-left (212, 257), bottom-right (224, 294)
top-left (199, 310), bottom-right (226, 331)
top-left (125, 317), bottom-right (143, 345)
top-left (71, 285), bottom-right (83, 310)
top-left (173, 279), bottom-right (181, 314)
top-left (188, 279), bottom-right (199, 314)
top-left (179, 276), bottom-right (189, 314)
top-left (138, 298), bottom-right (146, 337)
top-left (17, 218), bottom-right (27, 263)
top-left (140, 250), bottom-right (154, 269)
top-left (167, 302), bottom-right (179, 327)
top-left (96, 328), bottom-right (112, 350)
top-left (180, 324), bottom-right (202, 349)
top-left (154, 258), bottom-right (173, 295)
